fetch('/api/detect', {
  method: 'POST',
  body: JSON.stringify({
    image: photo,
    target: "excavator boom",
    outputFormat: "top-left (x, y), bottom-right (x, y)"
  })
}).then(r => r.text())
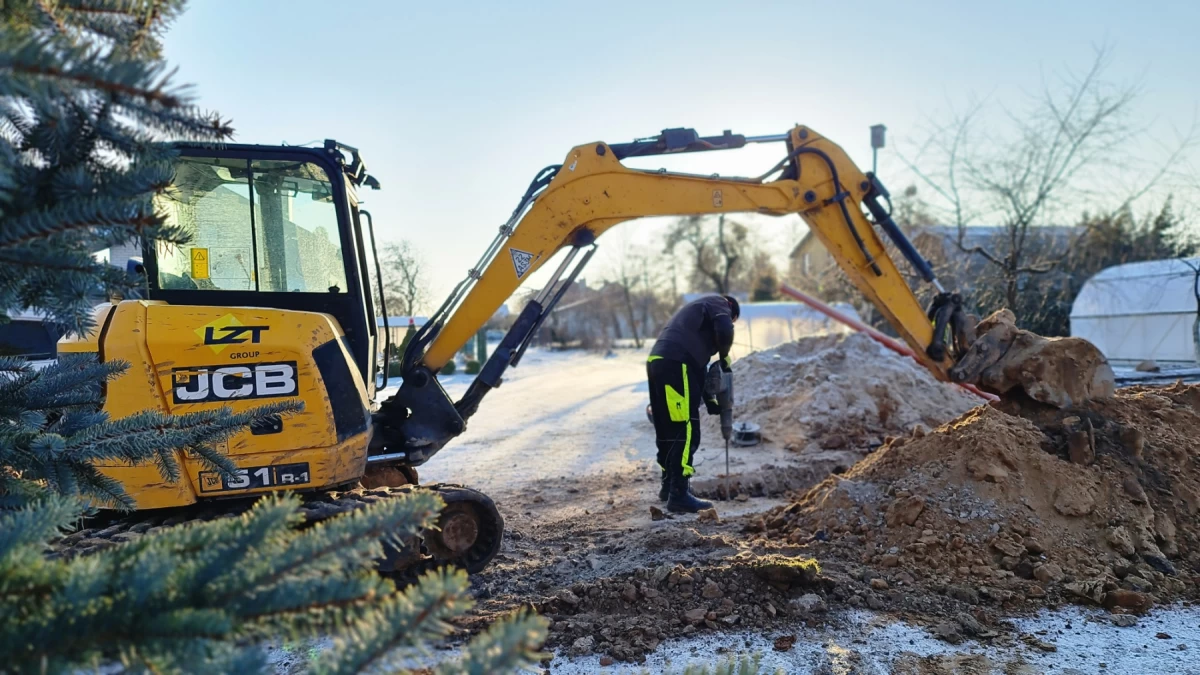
top-left (378, 125), bottom-right (972, 461)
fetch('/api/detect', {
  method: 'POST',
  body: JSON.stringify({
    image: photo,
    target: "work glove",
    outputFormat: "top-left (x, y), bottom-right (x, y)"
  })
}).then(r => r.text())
top-left (720, 355), bottom-right (733, 373)
top-left (705, 397), bottom-right (721, 415)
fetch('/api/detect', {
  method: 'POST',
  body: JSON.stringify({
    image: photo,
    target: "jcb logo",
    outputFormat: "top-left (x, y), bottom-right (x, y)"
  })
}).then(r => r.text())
top-left (172, 361), bottom-right (298, 404)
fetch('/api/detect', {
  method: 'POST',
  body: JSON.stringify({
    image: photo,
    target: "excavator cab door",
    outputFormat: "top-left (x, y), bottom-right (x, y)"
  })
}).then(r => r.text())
top-left (142, 142), bottom-right (382, 398)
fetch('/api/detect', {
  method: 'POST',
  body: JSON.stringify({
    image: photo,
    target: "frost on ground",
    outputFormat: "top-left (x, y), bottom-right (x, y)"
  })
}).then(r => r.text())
top-left (548, 606), bottom-right (1200, 674)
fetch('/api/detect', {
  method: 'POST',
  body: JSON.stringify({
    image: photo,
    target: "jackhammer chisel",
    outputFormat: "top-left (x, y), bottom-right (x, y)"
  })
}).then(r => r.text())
top-left (705, 362), bottom-right (733, 499)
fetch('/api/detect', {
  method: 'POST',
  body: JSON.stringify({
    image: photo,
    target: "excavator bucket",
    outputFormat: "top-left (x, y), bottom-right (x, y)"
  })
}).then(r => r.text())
top-left (948, 309), bottom-right (1116, 408)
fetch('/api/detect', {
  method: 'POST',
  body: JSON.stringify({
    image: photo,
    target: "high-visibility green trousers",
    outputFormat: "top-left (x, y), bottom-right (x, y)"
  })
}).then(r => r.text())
top-left (646, 355), bottom-right (704, 478)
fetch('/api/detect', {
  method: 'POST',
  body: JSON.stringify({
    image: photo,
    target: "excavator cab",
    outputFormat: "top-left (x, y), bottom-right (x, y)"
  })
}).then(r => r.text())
top-left (57, 141), bottom-right (405, 510)
top-left (143, 141), bottom-right (386, 394)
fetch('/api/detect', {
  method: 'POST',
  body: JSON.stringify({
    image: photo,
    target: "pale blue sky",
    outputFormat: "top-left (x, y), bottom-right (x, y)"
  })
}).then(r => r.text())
top-left (165, 0), bottom-right (1200, 306)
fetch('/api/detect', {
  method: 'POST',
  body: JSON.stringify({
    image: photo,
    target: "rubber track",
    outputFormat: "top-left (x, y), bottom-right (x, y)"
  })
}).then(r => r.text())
top-left (47, 483), bottom-right (505, 582)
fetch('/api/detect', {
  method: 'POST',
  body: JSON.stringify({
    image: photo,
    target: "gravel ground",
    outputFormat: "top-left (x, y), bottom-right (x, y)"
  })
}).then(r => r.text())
top-left (548, 605), bottom-right (1200, 674)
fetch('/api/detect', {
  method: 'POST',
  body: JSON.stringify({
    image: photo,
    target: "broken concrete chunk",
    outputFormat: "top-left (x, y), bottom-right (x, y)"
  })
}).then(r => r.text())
top-left (697, 508), bottom-right (719, 523)
top-left (885, 495), bottom-right (926, 527)
top-left (1054, 485), bottom-right (1096, 517)
top-left (790, 593), bottom-right (828, 614)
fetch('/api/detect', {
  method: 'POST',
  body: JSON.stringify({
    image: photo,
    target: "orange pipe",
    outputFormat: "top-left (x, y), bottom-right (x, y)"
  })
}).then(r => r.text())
top-left (778, 283), bottom-right (998, 402)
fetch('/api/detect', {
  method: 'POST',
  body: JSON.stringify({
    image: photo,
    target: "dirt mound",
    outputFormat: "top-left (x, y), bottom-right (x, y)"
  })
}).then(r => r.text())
top-left (758, 383), bottom-right (1200, 623)
top-left (706, 332), bottom-right (980, 451)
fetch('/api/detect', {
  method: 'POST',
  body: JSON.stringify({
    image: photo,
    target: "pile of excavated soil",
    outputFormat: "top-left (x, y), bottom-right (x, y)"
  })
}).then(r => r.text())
top-left (706, 333), bottom-right (980, 453)
top-left (756, 383), bottom-right (1200, 637)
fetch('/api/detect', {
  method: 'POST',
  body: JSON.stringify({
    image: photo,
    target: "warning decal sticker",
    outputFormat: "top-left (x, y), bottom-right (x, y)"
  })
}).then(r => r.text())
top-left (191, 248), bottom-right (210, 279)
top-left (510, 248), bottom-right (535, 278)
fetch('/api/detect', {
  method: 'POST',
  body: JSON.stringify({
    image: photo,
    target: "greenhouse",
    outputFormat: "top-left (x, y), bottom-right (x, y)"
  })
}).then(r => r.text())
top-left (1070, 258), bottom-right (1200, 368)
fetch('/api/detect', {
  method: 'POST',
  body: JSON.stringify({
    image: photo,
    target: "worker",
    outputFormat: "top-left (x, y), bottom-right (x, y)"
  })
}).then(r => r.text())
top-left (646, 294), bottom-right (740, 513)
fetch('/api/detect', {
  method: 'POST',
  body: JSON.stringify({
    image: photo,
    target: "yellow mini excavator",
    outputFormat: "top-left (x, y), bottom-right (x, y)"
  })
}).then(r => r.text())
top-left (59, 126), bottom-right (1113, 575)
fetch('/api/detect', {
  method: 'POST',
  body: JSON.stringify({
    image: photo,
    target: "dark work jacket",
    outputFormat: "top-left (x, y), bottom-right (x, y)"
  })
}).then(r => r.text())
top-left (649, 295), bottom-right (734, 367)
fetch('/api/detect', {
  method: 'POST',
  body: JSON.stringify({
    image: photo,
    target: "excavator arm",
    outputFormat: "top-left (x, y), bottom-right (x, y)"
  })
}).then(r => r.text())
top-left (375, 124), bottom-right (971, 464)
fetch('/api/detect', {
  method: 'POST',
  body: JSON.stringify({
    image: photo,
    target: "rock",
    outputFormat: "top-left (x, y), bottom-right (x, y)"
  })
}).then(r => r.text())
top-left (621, 583), bottom-right (639, 603)
top-left (1034, 563), bottom-right (1064, 584)
top-left (870, 578), bottom-right (889, 591)
top-left (557, 589), bottom-right (581, 606)
top-left (1103, 590), bottom-right (1152, 614)
top-left (653, 564), bottom-right (672, 584)
top-left (1136, 359), bottom-right (1160, 373)
top-left (819, 434), bottom-right (847, 449)
top-left (1024, 538), bottom-right (1046, 555)
top-left (791, 593), bottom-right (828, 614)
top-left (885, 496), bottom-right (926, 527)
top-left (1025, 636), bottom-right (1058, 653)
top-left (697, 508), bottom-right (719, 524)
top-left (1155, 511), bottom-right (1179, 558)
top-left (1119, 425), bottom-right (1145, 459)
top-left (947, 585), bottom-right (980, 605)
top-left (956, 612), bottom-right (988, 637)
top-left (1122, 476), bottom-right (1148, 505)
top-left (1125, 575), bottom-right (1154, 592)
top-left (683, 608), bottom-right (708, 624)
top-left (1112, 614), bottom-right (1138, 627)
top-left (991, 538), bottom-right (1026, 558)
top-left (1027, 584), bottom-right (1047, 598)
top-left (1157, 632), bottom-right (1173, 639)
top-left (1107, 526), bottom-right (1137, 556)
top-left (569, 636), bottom-right (595, 656)
top-left (933, 621), bottom-right (963, 644)
top-left (1065, 580), bottom-right (1106, 604)
top-left (1143, 554), bottom-right (1177, 576)
top-left (599, 656), bottom-right (614, 666)
top-left (649, 506), bottom-right (666, 521)
top-left (735, 493), bottom-right (749, 502)
top-left (773, 634), bottom-right (796, 652)
top-left (880, 554), bottom-right (900, 568)
top-left (1054, 485), bottom-right (1096, 517)
top-left (1067, 428), bottom-right (1095, 465)
top-left (701, 579), bottom-right (723, 599)
top-left (1014, 561), bottom-right (1035, 579)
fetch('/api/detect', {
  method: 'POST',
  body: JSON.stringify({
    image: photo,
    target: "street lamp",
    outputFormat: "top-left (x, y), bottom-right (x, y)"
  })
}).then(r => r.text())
top-left (870, 124), bottom-right (887, 175)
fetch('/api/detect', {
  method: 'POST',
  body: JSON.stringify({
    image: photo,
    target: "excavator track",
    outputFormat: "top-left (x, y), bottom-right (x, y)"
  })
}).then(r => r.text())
top-left (47, 483), bottom-right (505, 580)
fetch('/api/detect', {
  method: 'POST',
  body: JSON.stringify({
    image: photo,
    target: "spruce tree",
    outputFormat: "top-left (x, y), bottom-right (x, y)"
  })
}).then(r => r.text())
top-left (0, 2), bottom-right (545, 672)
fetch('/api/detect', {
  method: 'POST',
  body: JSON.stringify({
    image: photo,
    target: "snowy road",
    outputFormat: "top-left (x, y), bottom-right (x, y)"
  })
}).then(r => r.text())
top-left (420, 349), bottom-right (656, 495)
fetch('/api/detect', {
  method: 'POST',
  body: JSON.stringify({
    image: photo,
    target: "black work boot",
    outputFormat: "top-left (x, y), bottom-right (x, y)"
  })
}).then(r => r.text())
top-left (658, 470), bottom-right (669, 502)
top-left (667, 475), bottom-right (713, 514)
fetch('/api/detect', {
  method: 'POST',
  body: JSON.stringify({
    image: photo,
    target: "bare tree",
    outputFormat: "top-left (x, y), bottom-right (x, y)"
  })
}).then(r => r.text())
top-left (902, 46), bottom-right (1195, 311)
top-left (611, 243), bottom-right (645, 348)
top-left (379, 240), bottom-right (429, 317)
top-left (664, 214), bottom-right (749, 294)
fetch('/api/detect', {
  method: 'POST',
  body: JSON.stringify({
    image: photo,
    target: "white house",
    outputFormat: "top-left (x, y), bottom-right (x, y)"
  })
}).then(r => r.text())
top-left (1071, 258), bottom-right (1200, 368)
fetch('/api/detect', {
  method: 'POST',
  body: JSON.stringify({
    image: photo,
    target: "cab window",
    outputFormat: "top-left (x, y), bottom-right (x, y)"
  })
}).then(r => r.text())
top-left (154, 156), bottom-right (348, 293)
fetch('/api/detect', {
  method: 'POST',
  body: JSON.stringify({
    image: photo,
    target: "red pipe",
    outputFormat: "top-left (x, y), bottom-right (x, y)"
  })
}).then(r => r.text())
top-left (778, 283), bottom-right (999, 402)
